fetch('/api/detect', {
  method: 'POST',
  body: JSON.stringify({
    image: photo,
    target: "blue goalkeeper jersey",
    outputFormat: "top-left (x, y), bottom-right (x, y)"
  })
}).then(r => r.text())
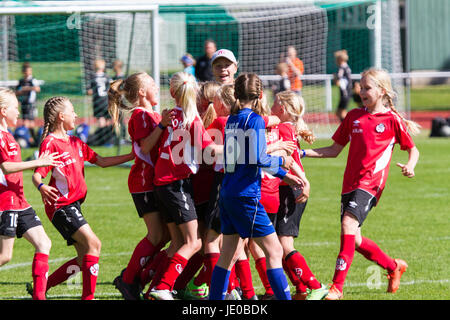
top-left (220, 107), bottom-right (286, 198)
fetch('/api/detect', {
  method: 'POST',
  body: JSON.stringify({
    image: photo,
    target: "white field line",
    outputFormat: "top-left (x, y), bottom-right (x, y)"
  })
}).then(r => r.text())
top-left (4, 280), bottom-right (449, 300)
top-left (0, 252), bottom-right (131, 271)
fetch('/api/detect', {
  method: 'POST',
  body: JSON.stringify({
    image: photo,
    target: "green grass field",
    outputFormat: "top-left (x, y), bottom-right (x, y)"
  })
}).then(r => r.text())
top-left (0, 133), bottom-right (448, 300)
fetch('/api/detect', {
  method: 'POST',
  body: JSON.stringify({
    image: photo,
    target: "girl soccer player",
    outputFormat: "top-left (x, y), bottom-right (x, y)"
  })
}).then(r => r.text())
top-left (209, 73), bottom-right (304, 300)
top-left (32, 96), bottom-right (134, 300)
top-left (148, 72), bottom-right (221, 300)
top-left (0, 88), bottom-right (62, 300)
top-left (303, 68), bottom-right (420, 300)
top-left (270, 91), bottom-right (328, 300)
top-left (108, 72), bottom-right (175, 300)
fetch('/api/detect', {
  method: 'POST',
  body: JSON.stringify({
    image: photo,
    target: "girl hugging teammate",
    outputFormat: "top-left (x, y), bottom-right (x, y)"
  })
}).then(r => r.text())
top-left (107, 72), bottom-right (175, 300)
top-left (148, 72), bottom-right (221, 300)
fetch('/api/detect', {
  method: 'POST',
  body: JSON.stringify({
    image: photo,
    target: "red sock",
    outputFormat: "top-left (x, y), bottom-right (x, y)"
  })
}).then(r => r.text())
top-left (235, 259), bottom-right (255, 298)
top-left (46, 257), bottom-right (79, 291)
top-left (356, 237), bottom-right (397, 273)
top-left (227, 264), bottom-right (237, 293)
top-left (194, 252), bottom-right (220, 286)
top-left (144, 250), bottom-right (169, 298)
top-left (332, 234), bottom-right (355, 292)
top-left (285, 251), bottom-right (321, 290)
top-left (282, 258), bottom-right (306, 293)
top-left (254, 257), bottom-right (274, 295)
top-left (122, 237), bottom-right (158, 284)
top-left (155, 253), bottom-right (188, 291)
top-left (81, 255), bottom-right (99, 300)
top-left (140, 249), bottom-right (166, 288)
top-left (32, 253), bottom-right (49, 300)
top-left (173, 252), bottom-right (204, 290)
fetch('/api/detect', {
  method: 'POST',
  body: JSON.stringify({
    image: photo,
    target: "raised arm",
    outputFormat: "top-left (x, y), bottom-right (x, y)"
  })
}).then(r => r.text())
top-left (0, 151), bottom-right (62, 175)
top-left (95, 152), bottom-right (134, 168)
top-left (304, 142), bottom-right (345, 159)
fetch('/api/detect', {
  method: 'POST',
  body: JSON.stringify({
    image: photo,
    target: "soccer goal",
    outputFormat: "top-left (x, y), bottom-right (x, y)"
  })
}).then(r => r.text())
top-left (0, 0), bottom-right (405, 145)
top-left (0, 1), bottom-right (159, 147)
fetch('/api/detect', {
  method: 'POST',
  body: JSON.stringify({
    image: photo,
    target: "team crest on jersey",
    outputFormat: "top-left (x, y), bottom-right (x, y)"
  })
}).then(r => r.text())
top-left (79, 148), bottom-right (83, 158)
top-left (336, 258), bottom-right (347, 271)
top-left (375, 123), bottom-right (385, 133)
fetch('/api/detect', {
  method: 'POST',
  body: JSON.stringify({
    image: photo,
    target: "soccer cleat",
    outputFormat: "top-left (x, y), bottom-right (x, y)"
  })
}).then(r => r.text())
top-left (387, 259), bottom-right (408, 293)
top-left (26, 282), bottom-right (33, 297)
top-left (184, 279), bottom-right (209, 300)
top-left (225, 288), bottom-right (242, 300)
top-left (261, 293), bottom-right (276, 300)
top-left (113, 274), bottom-right (141, 300)
top-left (306, 284), bottom-right (329, 300)
top-left (324, 284), bottom-right (343, 300)
top-left (148, 288), bottom-right (175, 300)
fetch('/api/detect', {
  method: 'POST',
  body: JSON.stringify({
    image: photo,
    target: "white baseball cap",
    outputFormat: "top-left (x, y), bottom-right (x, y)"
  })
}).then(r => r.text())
top-left (211, 49), bottom-right (238, 65)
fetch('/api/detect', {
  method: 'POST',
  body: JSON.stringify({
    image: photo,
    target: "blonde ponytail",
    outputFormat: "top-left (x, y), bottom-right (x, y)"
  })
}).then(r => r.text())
top-left (107, 72), bottom-right (154, 129)
top-left (108, 79), bottom-right (126, 128)
top-left (170, 72), bottom-right (199, 129)
top-left (198, 81), bottom-right (221, 128)
top-left (276, 91), bottom-right (315, 145)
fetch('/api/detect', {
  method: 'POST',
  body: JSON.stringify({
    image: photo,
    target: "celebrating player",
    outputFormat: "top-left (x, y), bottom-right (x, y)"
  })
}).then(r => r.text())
top-left (209, 73), bottom-right (304, 300)
top-left (270, 90), bottom-right (328, 300)
top-left (148, 72), bottom-right (221, 300)
top-left (108, 72), bottom-right (175, 300)
top-left (0, 88), bottom-right (62, 300)
top-left (32, 96), bottom-right (134, 300)
top-left (303, 68), bottom-right (420, 300)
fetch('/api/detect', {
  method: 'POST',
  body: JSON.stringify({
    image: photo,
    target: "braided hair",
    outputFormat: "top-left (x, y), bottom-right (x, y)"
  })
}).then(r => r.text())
top-left (40, 96), bottom-right (69, 146)
top-left (231, 73), bottom-right (264, 116)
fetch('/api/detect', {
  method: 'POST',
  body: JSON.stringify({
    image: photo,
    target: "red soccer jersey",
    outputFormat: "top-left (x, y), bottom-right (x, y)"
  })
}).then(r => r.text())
top-left (332, 108), bottom-right (415, 200)
top-left (0, 130), bottom-right (31, 212)
top-left (35, 134), bottom-right (98, 220)
top-left (154, 107), bottom-right (213, 186)
top-left (207, 116), bottom-right (228, 173)
top-left (260, 127), bottom-right (281, 214)
top-left (127, 107), bottom-right (161, 193)
top-left (276, 122), bottom-right (304, 186)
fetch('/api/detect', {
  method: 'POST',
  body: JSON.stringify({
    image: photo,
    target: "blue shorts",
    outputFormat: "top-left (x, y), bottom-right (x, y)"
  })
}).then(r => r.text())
top-left (219, 195), bottom-right (275, 239)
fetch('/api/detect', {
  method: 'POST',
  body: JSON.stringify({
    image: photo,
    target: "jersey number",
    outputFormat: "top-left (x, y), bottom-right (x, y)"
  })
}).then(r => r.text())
top-left (9, 213), bottom-right (18, 228)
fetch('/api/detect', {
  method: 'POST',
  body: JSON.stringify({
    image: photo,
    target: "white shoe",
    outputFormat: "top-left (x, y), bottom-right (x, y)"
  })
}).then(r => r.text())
top-left (225, 289), bottom-right (242, 300)
top-left (149, 288), bottom-right (175, 300)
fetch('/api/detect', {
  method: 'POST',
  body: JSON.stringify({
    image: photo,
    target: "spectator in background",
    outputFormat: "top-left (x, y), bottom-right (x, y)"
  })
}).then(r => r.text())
top-left (284, 46), bottom-right (304, 96)
top-left (112, 59), bottom-right (125, 81)
top-left (15, 62), bottom-right (40, 146)
top-left (87, 59), bottom-right (114, 146)
top-left (195, 40), bottom-right (217, 82)
top-left (272, 62), bottom-right (291, 96)
top-left (334, 50), bottom-right (352, 122)
top-left (87, 59), bottom-right (110, 128)
top-left (180, 53), bottom-right (196, 79)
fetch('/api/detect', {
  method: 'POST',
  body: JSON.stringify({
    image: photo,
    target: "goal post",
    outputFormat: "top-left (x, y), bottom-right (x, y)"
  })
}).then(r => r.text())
top-left (0, 1), bottom-right (159, 147)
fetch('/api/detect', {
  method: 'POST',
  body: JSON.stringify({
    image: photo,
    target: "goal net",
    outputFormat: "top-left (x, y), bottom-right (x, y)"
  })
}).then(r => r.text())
top-left (0, 0), bottom-right (404, 147)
